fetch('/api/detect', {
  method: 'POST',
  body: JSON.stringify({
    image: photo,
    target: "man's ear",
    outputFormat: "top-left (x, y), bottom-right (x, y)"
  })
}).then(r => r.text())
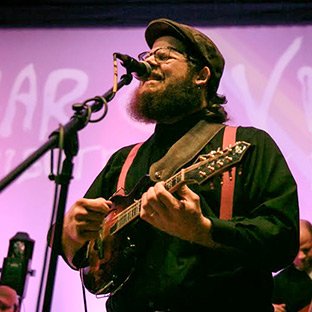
top-left (194, 66), bottom-right (211, 88)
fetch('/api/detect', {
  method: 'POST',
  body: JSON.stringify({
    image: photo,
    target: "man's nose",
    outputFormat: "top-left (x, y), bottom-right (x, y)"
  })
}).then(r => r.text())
top-left (145, 55), bottom-right (158, 66)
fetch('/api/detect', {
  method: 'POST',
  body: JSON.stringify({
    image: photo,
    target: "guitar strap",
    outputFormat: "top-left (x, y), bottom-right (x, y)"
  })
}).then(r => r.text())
top-left (116, 122), bottom-right (238, 221)
top-left (116, 121), bottom-right (224, 195)
top-left (219, 126), bottom-right (237, 220)
top-left (149, 120), bottom-right (225, 182)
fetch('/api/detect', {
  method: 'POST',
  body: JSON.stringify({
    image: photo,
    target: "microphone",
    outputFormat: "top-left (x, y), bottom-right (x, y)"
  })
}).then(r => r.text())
top-left (115, 53), bottom-right (151, 80)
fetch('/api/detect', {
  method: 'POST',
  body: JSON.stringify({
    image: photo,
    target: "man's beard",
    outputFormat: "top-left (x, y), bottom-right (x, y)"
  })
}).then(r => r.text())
top-left (127, 74), bottom-right (202, 124)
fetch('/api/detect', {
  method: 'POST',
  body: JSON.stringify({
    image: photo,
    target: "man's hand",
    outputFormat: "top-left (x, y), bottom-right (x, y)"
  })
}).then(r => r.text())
top-left (62, 197), bottom-right (112, 267)
top-left (140, 182), bottom-right (213, 246)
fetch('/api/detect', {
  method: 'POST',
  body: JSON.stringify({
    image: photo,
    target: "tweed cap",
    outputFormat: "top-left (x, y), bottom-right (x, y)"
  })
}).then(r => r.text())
top-left (145, 18), bottom-right (224, 93)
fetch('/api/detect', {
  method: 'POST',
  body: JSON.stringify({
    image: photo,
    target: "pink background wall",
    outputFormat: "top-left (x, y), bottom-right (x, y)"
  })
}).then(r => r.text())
top-left (0, 25), bottom-right (311, 311)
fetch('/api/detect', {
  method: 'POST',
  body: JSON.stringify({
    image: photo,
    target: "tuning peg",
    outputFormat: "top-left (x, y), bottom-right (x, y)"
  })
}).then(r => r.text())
top-left (225, 156), bottom-right (233, 163)
top-left (197, 155), bottom-right (208, 162)
top-left (199, 170), bottom-right (208, 178)
top-left (216, 160), bottom-right (224, 167)
top-left (207, 165), bottom-right (215, 172)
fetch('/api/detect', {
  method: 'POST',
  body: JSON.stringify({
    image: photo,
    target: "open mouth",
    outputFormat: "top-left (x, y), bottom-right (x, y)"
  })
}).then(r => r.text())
top-left (147, 72), bottom-right (163, 81)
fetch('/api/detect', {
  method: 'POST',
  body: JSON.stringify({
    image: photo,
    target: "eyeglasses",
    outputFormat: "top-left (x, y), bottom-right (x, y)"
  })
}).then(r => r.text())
top-left (138, 47), bottom-right (196, 64)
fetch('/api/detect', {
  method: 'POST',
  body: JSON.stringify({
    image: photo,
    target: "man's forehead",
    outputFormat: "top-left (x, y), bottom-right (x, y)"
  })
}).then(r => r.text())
top-left (300, 232), bottom-right (312, 249)
top-left (152, 35), bottom-right (186, 51)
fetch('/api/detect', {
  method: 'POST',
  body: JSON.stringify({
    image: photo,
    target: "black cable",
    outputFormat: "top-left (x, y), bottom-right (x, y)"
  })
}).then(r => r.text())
top-left (81, 273), bottom-right (88, 312)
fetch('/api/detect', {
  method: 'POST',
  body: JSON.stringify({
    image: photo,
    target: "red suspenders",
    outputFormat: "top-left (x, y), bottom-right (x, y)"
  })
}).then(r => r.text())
top-left (219, 126), bottom-right (237, 220)
top-left (116, 142), bottom-right (143, 196)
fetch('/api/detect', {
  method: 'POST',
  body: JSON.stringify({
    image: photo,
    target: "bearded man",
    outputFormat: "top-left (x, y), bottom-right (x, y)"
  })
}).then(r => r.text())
top-left (54, 18), bottom-right (299, 312)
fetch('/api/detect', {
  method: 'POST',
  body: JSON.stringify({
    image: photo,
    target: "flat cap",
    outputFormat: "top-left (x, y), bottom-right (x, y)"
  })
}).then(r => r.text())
top-left (145, 18), bottom-right (225, 93)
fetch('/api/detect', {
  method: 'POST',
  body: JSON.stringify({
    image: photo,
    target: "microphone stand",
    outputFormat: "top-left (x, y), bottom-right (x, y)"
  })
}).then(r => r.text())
top-left (0, 73), bottom-right (133, 312)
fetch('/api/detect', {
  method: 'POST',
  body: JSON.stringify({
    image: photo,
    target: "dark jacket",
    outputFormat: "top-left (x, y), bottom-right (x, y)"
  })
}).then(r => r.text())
top-left (272, 264), bottom-right (312, 311)
top-left (73, 116), bottom-right (299, 312)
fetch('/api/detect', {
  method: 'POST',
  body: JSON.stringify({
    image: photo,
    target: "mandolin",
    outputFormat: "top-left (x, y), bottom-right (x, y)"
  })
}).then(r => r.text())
top-left (80, 141), bottom-right (251, 295)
